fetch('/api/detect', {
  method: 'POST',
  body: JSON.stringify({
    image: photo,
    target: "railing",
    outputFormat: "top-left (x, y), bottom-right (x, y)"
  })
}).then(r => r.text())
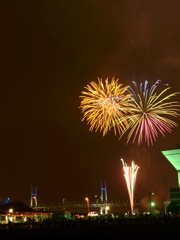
top-left (35, 202), bottom-right (143, 214)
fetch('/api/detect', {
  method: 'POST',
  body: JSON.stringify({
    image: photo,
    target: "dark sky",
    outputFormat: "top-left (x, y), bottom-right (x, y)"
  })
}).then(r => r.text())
top-left (0, 0), bottom-right (180, 208)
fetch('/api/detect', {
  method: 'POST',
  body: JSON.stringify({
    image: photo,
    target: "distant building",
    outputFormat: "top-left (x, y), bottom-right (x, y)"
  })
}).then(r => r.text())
top-left (0, 198), bottom-right (52, 224)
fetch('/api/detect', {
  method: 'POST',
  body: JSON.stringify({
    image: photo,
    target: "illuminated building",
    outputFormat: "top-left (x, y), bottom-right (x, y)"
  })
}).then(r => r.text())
top-left (162, 146), bottom-right (180, 213)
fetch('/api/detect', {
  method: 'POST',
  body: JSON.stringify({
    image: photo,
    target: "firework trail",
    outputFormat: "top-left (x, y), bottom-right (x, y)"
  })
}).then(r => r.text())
top-left (121, 158), bottom-right (140, 214)
top-left (79, 77), bottom-right (133, 136)
top-left (125, 80), bottom-right (180, 145)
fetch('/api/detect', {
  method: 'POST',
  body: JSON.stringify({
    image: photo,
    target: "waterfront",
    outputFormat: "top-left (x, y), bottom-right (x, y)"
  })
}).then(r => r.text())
top-left (0, 213), bottom-right (180, 239)
top-left (0, 200), bottom-right (178, 239)
top-left (37, 201), bottom-right (147, 215)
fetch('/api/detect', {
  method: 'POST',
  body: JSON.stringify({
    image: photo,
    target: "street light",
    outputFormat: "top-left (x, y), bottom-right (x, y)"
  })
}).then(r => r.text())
top-left (85, 197), bottom-right (90, 213)
top-left (149, 192), bottom-right (154, 214)
top-left (151, 201), bottom-right (155, 213)
top-left (95, 195), bottom-right (98, 204)
top-left (8, 208), bottom-right (13, 223)
top-left (105, 206), bottom-right (110, 214)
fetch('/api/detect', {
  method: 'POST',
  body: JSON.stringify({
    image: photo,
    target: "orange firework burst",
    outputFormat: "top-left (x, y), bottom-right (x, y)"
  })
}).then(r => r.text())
top-left (79, 77), bottom-right (133, 136)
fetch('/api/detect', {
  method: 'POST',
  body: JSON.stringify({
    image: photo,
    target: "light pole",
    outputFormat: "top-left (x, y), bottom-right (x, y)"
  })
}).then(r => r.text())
top-left (95, 195), bottom-right (98, 204)
top-left (85, 197), bottom-right (90, 213)
top-left (151, 201), bottom-right (155, 213)
top-left (8, 208), bottom-right (13, 223)
top-left (149, 192), bottom-right (154, 213)
top-left (95, 195), bottom-right (101, 214)
top-left (105, 206), bottom-right (110, 215)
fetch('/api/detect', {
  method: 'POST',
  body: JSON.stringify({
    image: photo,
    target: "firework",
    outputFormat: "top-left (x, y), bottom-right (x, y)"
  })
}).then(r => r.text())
top-left (126, 80), bottom-right (180, 145)
top-left (121, 158), bottom-right (139, 214)
top-left (79, 77), bottom-right (133, 136)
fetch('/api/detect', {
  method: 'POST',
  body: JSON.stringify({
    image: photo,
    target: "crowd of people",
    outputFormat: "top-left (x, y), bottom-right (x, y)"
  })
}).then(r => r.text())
top-left (0, 212), bottom-right (180, 239)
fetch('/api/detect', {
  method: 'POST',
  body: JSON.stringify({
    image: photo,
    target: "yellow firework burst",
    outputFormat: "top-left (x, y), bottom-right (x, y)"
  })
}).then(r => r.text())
top-left (79, 77), bottom-right (133, 136)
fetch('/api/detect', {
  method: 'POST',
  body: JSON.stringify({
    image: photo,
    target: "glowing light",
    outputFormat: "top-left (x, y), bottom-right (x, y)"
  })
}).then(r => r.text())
top-left (121, 158), bottom-right (139, 214)
top-left (126, 80), bottom-right (180, 145)
top-left (79, 77), bottom-right (133, 136)
top-left (9, 208), bottom-right (13, 213)
top-left (85, 197), bottom-right (90, 213)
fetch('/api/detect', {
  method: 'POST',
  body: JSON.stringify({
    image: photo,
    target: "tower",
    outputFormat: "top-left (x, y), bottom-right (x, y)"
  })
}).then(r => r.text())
top-left (30, 186), bottom-right (38, 208)
top-left (100, 180), bottom-right (108, 214)
top-left (101, 180), bottom-right (107, 203)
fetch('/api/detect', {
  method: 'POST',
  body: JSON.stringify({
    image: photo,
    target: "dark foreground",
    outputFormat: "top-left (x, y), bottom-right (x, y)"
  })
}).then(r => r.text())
top-left (0, 213), bottom-right (180, 240)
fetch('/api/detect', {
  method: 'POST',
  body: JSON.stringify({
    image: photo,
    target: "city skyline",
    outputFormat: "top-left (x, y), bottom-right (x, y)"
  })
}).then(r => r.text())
top-left (0, 1), bottom-right (180, 206)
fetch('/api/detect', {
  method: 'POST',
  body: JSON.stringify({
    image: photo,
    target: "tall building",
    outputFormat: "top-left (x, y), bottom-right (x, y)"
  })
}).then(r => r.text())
top-left (162, 147), bottom-right (180, 213)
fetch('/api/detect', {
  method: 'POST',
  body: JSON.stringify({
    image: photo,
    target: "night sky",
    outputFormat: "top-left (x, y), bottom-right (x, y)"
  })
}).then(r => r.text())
top-left (0, 0), bottom-right (180, 208)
